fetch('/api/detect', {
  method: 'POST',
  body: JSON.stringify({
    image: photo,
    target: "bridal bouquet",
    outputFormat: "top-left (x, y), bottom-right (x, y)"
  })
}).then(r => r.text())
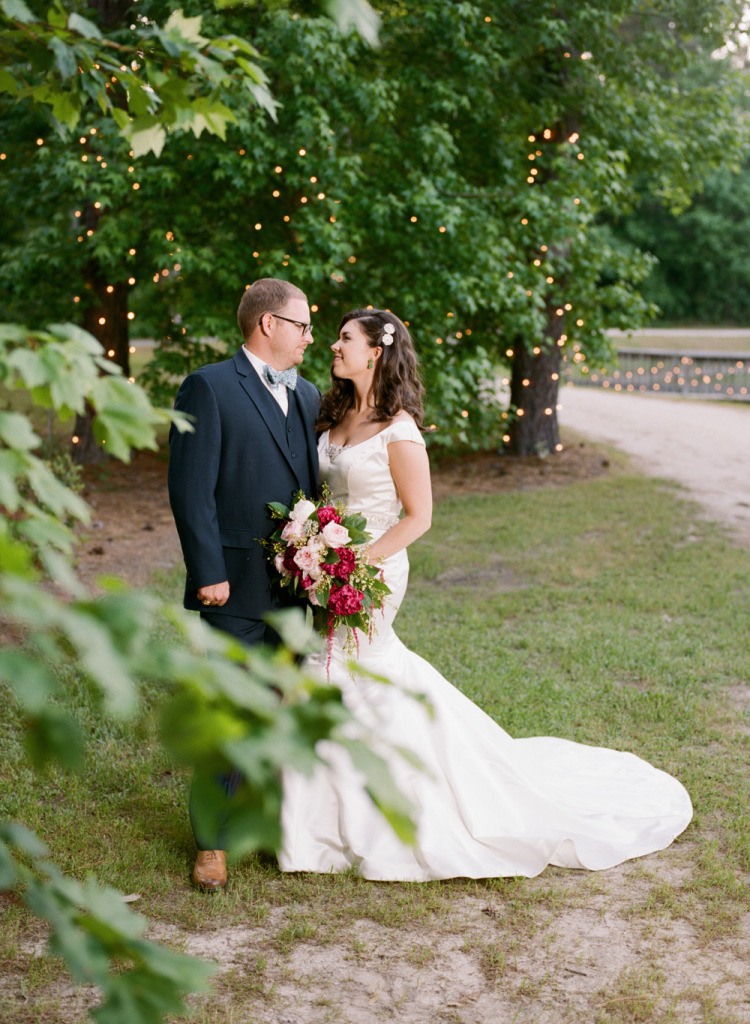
top-left (264, 487), bottom-right (391, 661)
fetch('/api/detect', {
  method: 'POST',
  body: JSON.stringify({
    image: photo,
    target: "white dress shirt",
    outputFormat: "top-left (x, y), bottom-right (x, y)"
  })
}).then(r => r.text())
top-left (242, 345), bottom-right (289, 415)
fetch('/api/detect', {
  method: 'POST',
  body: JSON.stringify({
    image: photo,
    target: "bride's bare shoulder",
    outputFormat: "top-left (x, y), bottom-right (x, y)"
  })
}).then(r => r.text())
top-left (388, 410), bottom-right (417, 428)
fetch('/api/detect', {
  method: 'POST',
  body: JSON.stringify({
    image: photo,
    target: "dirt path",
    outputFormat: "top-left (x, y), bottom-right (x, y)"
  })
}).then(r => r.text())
top-left (559, 386), bottom-right (750, 547)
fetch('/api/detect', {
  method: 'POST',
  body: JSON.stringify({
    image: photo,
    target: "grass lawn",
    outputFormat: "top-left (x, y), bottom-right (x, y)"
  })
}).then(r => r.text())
top-left (1, 464), bottom-right (749, 1022)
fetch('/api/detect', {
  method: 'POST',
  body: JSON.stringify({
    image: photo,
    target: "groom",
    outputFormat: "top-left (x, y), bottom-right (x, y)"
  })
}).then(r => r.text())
top-left (168, 277), bottom-right (320, 891)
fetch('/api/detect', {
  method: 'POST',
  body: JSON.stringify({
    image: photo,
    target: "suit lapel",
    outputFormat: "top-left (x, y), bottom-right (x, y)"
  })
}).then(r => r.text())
top-left (294, 384), bottom-right (321, 493)
top-left (233, 350), bottom-right (299, 477)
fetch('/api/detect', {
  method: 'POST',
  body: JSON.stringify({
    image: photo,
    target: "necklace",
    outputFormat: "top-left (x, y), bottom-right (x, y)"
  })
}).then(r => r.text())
top-left (327, 442), bottom-right (348, 461)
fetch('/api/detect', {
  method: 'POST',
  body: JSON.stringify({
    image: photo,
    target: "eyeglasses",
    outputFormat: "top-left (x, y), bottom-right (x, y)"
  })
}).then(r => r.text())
top-left (261, 313), bottom-right (313, 336)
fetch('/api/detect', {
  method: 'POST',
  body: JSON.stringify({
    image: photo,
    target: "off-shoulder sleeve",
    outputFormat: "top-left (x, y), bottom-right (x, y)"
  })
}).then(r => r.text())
top-left (384, 418), bottom-right (426, 447)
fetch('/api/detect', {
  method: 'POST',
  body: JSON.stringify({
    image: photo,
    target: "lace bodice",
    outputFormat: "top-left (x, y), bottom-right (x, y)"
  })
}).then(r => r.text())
top-left (318, 419), bottom-right (426, 534)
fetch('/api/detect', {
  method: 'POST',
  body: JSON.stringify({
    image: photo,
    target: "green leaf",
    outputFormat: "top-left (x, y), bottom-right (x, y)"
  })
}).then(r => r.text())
top-left (267, 502), bottom-right (290, 518)
top-left (67, 11), bottom-right (101, 39)
top-left (111, 107), bottom-right (130, 130)
top-left (48, 37), bottom-right (78, 80)
top-left (0, 822), bottom-right (49, 858)
top-left (323, 0), bottom-right (381, 47)
top-left (0, 841), bottom-right (17, 889)
top-left (128, 120), bottom-right (166, 159)
top-left (0, 0), bottom-right (34, 23)
top-left (0, 649), bottom-right (60, 711)
top-left (337, 737), bottom-right (417, 845)
top-left (0, 69), bottom-right (19, 95)
top-left (164, 9), bottom-right (208, 46)
top-left (25, 707), bottom-right (84, 771)
top-left (49, 90), bottom-right (81, 129)
top-left (0, 410), bottom-right (40, 450)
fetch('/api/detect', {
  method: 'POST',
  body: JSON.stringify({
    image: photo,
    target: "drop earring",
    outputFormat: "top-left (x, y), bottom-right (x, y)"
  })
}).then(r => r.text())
top-left (367, 358), bottom-right (373, 369)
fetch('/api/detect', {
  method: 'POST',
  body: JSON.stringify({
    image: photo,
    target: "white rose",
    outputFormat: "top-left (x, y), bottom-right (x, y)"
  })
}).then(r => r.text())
top-left (290, 498), bottom-right (317, 523)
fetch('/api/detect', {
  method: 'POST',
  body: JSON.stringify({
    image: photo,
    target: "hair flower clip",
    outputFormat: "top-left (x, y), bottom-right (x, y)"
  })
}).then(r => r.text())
top-left (381, 323), bottom-right (395, 346)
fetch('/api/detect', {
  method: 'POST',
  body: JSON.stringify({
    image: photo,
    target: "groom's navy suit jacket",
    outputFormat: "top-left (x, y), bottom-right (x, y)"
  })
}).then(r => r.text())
top-left (168, 348), bottom-right (320, 620)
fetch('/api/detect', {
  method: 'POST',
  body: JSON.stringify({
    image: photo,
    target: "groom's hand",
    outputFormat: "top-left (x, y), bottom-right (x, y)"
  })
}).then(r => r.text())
top-left (197, 581), bottom-right (230, 607)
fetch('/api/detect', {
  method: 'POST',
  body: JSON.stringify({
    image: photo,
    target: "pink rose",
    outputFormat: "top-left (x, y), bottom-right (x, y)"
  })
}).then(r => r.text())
top-left (322, 546), bottom-right (356, 579)
top-left (321, 521), bottom-right (351, 547)
top-left (281, 519), bottom-right (306, 542)
top-left (327, 584), bottom-right (364, 616)
top-left (307, 533), bottom-right (327, 554)
top-left (274, 553), bottom-right (289, 576)
top-left (317, 506), bottom-right (342, 527)
top-left (293, 544), bottom-right (323, 575)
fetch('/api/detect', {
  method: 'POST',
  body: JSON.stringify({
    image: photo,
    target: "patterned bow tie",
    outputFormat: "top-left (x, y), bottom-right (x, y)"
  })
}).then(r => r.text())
top-left (263, 364), bottom-right (298, 391)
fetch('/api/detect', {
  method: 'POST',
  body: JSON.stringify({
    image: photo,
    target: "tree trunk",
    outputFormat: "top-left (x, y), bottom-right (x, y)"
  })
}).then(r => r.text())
top-left (507, 99), bottom-right (579, 457)
top-left (507, 299), bottom-right (563, 457)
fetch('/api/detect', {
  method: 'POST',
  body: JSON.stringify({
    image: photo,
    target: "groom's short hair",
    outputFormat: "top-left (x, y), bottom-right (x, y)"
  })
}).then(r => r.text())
top-left (237, 278), bottom-right (307, 339)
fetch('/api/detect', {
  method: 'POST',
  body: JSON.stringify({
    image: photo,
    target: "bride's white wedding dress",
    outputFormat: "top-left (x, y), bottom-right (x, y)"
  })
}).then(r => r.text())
top-left (279, 419), bottom-right (692, 881)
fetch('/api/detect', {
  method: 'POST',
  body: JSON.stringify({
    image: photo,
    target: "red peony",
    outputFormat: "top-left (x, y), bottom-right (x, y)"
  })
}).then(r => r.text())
top-left (282, 544), bottom-right (302, 576)
top-left (322, 547), bottom-right (356, 579)
top-left (317, 506), bottom-right (342, 527)
top-left (327, 583), bottom-right (364, 616)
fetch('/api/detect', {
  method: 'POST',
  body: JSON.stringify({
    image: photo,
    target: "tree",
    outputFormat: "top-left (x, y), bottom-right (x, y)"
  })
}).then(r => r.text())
top-left (137, 0), bottom-right (748, 454)
top-left (2, 1), bottom-right (748, 465)
top-left (614, 158), bottom-right (750, 324)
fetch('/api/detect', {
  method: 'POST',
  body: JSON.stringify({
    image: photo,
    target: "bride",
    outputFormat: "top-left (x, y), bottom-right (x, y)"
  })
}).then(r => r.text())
top-left (280, 308), bottom-right (692, 881)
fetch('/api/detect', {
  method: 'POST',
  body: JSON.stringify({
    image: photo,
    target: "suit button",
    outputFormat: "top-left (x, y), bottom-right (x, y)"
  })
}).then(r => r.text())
top-left (291, 452), bottom-right (297, 458)
top-left (287, 426), bottom-right (293, 433)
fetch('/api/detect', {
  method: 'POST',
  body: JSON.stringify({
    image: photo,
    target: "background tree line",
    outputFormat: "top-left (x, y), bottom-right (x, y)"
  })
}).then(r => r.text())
top-left (2, 0), bottom-right (747, 461)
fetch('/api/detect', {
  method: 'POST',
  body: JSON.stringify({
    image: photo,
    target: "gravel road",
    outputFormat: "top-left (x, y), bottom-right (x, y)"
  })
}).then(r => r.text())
top-left (558, 386), bottom-right (750, 547)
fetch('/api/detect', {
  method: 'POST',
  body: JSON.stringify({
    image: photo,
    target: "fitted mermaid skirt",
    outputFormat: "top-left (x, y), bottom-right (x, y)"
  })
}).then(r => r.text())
top-left (278, 425), bottom-right (692, 881)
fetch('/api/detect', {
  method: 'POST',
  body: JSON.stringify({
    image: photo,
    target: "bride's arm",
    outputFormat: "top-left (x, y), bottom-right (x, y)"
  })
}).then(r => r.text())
top-left (366, 439), bottom-right (432, 561)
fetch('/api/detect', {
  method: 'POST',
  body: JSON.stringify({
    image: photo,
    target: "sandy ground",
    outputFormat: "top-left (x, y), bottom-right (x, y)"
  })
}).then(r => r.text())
top-left (559, 386), bottom-right (750, 548)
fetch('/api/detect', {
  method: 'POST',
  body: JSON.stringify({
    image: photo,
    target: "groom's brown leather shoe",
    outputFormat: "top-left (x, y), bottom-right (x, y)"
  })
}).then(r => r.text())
top-left (192, 850), bottom-right (227, 892)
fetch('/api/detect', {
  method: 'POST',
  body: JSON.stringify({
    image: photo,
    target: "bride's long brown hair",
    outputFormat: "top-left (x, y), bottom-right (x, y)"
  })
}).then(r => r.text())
top-left (316, 308), bottom-right (425, 432)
